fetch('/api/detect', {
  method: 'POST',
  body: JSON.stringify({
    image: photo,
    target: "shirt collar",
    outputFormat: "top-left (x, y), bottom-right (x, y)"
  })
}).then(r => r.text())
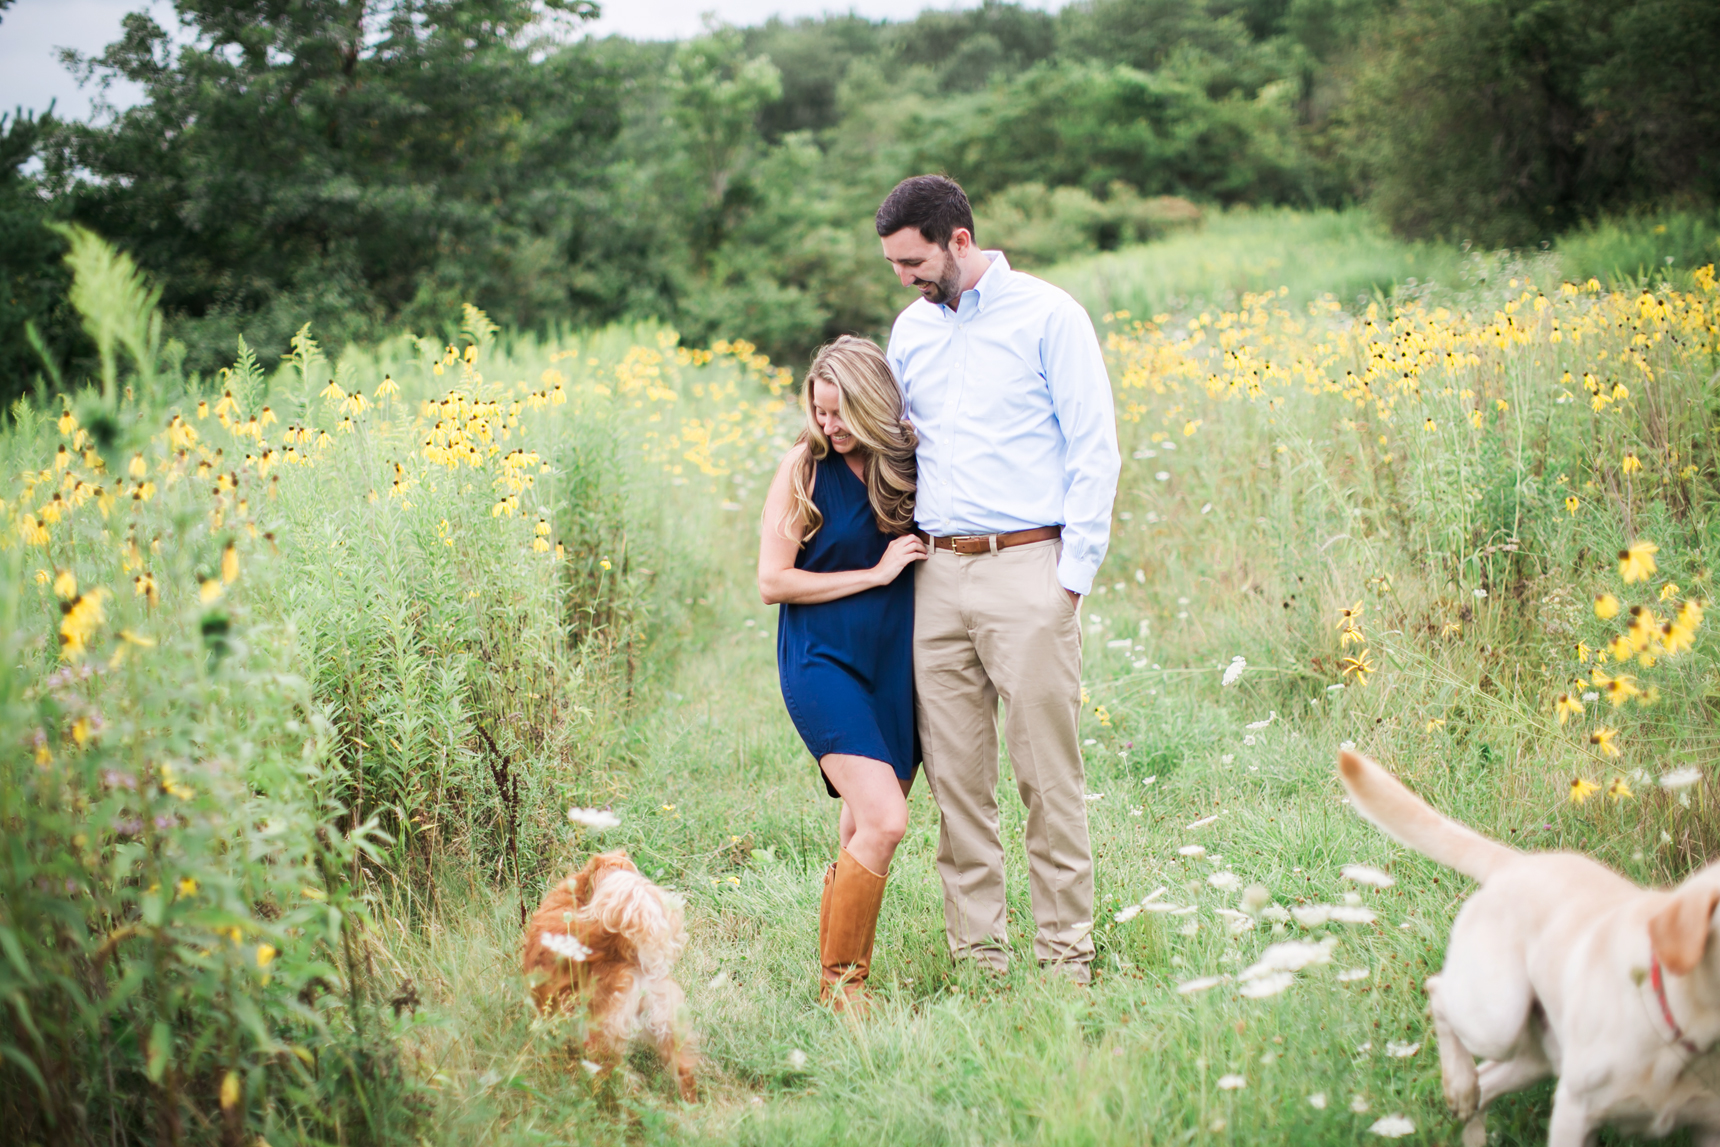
top-left (940, 250), bottom-right (1010, 317)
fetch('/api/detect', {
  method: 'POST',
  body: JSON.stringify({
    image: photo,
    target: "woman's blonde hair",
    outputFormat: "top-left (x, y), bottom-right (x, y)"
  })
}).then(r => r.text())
top-left (782, 335), bottom-right (917, 545)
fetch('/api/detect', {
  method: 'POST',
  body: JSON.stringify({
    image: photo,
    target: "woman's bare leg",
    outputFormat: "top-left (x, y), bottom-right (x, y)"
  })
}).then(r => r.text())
top-left (821, 754), bottom-right (914, 874)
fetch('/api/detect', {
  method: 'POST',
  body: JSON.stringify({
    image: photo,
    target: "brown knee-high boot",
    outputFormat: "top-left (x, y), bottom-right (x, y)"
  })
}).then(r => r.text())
top-left (820, 848), bottom-right (887, 1013)
top-left (817, 860), bottom-right (836, 958)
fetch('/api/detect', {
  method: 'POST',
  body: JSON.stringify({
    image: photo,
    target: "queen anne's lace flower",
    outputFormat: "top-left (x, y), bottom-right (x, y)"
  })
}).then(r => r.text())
top-left (540, 932), bottom-right (591, 962)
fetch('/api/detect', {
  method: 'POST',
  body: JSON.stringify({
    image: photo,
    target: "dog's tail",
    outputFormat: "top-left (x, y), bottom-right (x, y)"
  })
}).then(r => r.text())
top-left (1337, 749), bottom-right (1517, 882)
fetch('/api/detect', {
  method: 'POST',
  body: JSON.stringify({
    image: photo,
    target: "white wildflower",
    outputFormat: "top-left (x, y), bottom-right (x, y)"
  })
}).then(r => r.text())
top-left (1216, 908), bottom-right (1255, 934)
top-left (1187, 814), bottom-right (1219, 830)
top-left (567, 807), bottom-right (621, 830)
top-left (1259, 904), bottom-right (1290, 924)
top-left (1385, 1041), bottom-right (1420, 1058)
top-left (1114, 905), bottom-right (1142, 924)
top-left (1342, 864), bottom-right (1396, 888)
top-left (1238, 971), bottom-right (1295, 998)
top-left (1208, 871), bottom-right (1241, 891)
top-left (1243, 735), bottom-right (1257, 746)
top-left (540, 932), bottom-right (592, 962)
top-left (1350, 1095), bottom-right (1371, 1113)
top-left (1328, 906), bottom-right (1377, 924)
top-left (1244, 711), bottom-right (1277, 730)
top-left (1291, 905), bottom-right (1331, 927)
top-left (1178, 844), bottom-right (1207, 857)
top-left (1217, 1074), bottom-right (1247, 1090)
top-left (1222, 656), bottom-right (1246, 687)
top-left (1176, 974), bottom-right (1229, 995)
top-left (1239, 884), bottom-right (1271, 914)
top-left (1141, 886), bottom-right (1167, 905)
top-left (1241, 938), bottom-right (1336, 981)
top-left (787, 1049), bottom-right (808, 1071)
top-left (1369, 1115), bottom-right (1415, 1138)
top-left (1337, 967), bottom-right (1370, 982)
top-left (581, 1059), bottom-right (603, 1075)
top-left (1307, 1092), bottom-right (1328, 1110)
top-left (1661, 767), bottom-right (1703, 790)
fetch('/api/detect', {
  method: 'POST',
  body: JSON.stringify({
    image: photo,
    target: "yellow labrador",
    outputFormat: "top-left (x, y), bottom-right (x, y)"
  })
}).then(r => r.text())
top-left (1338, 749), bottom-right (1720, 1147)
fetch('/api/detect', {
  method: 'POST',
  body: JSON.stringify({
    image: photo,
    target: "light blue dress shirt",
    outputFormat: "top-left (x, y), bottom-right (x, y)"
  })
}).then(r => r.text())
top-left (886, 251), bottom-right (1121, 596)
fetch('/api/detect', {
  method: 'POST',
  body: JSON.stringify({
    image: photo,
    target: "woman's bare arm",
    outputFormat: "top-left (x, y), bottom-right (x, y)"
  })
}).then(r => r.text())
top-left (758, 446), bottom-right (926, 606)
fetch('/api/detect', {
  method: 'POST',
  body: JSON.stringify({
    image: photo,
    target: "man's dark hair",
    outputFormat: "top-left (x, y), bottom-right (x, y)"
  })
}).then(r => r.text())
top-left (875, 175), bottom-right (975, 247)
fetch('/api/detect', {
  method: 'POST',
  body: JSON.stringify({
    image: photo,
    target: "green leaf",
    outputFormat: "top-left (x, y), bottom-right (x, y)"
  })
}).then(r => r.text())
top-left (145, 1020), bottom-right (171, 1083)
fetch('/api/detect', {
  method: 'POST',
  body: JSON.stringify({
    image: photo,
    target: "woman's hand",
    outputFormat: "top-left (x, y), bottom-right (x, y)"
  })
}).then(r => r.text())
top-left (872, 533), bottom-right (928, 585)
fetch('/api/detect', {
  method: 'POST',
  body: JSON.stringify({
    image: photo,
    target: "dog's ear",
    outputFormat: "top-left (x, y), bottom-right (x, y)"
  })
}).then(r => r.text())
top-left (572, 850), bottom-right (636, 905)
top-left (1650, 884), bottom-right (1720, 976)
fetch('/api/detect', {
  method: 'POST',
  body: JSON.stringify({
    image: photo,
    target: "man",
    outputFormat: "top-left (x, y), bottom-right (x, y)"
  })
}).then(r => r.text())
top-left (878, 174), bottom-right (1120, 984)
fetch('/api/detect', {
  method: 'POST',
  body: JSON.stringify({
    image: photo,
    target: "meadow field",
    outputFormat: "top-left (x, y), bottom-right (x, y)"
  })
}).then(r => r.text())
top-left (5, 213), bottom-right (1720, 1147)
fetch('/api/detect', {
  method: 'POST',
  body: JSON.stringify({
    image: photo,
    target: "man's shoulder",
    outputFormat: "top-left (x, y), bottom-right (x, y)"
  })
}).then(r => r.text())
top-left (889, 298), bottom-right (943, 341)
top-left (995, 263), bottom-right (1085, 317)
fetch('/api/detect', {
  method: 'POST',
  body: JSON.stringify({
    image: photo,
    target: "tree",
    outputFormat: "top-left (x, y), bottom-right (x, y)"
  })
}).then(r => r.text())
top-left (0, 110), bottom-right (84, 405)
top-left (44, 0), bottom-right (616, 368)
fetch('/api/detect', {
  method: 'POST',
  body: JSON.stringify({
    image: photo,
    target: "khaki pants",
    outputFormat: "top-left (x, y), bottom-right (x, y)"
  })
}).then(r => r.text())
top-left (913, 538), bottom-right (1093, 972)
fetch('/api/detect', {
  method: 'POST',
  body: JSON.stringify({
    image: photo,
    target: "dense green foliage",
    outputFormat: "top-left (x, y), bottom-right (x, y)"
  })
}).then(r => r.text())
top-left (4, 0), bottom-right (1716, 404)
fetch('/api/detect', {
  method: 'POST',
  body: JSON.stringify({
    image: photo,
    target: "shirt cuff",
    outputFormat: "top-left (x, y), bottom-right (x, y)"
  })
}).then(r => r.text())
top-left (1057, 550), bottom-right (1099, 597)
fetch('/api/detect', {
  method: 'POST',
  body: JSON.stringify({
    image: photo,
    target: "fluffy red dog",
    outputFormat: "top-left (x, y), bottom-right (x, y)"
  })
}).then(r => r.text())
top-left (522, 850), bottom-right (697, 1100)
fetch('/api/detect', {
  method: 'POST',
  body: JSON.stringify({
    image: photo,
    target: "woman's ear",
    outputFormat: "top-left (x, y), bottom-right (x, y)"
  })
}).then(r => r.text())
top-left (1650, 884), bottom-right (1720, 975)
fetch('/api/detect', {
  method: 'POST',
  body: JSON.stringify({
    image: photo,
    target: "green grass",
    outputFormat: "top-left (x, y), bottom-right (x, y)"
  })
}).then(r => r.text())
top-left (1042, 208), bottom-right (1468, 319)
top-left (1556, 207), bottom-right (1720, 288)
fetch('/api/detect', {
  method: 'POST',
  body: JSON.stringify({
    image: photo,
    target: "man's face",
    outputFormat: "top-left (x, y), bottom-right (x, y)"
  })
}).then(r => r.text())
top-left (882, 227), bottom-right (964, 306)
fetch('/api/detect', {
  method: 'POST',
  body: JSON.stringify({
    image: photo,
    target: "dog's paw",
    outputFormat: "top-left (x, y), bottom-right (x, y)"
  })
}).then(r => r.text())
top-left (1461, 1115), bottom-right (1487, 1147)
top-left (1443, 1071), bottom-right (1480, 1122)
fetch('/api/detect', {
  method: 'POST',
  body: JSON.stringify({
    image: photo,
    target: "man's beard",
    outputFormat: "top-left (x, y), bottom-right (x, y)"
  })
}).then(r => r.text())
top-left (915, 254), bottom-right (962, 305)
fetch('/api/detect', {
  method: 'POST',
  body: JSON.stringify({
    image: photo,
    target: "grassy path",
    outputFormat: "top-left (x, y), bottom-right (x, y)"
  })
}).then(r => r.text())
top-left (383, 514), bottom-right (1565, 1146)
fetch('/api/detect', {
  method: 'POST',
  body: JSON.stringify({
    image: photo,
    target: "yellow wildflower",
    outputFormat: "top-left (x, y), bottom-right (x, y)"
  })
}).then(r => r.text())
top-left (1589, 727), bottom-right (1620, 757)
top-left (1603, 674), bottom-right (1640, 707)
top-left (1660, 583), bottom-right (1681, 602)
top-left (1555, 693), bottom-right (1583, 725)
top-left (1569, 777), bottom-right (1601, 804)
top-left (221, 542), bottom-right (239, 585)
top-left (52, 568), bottom-right (77, 600)
top-left (200, 578), bottom-right (223, 604)
top-left (59, 589), bottom-right (107, 660)
top-left (1618, 541), bottom-right (1659, 584)
top-left (1574, 641), bottom-right (1591, 663)
top-left (1622, 452), bottom-right (1643, 475)
top-left (1340, 649), bottom-right (1375, 685)
top-left (1607, 777), bottom-right (1632, 801)
top-left (177, 877), bottom-right (198, 898)
top-left (1594, 593), bottom-right (1621, 620)
top-left (220, 1071), bottom-right (241, 1112)
top-left (375, 375), bottom-right (399, 398)
top-left (256, 944), bottom-right (276, 967)
top-left (1566, 495), bottom-right (1578, 516)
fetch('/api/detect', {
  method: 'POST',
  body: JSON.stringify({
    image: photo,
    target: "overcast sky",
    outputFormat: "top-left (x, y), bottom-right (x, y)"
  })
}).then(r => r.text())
top-left (0, 0), bottom-right (1069, 123)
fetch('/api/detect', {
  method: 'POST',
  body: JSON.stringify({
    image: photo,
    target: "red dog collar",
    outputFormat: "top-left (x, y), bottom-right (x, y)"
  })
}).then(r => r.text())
top-left (1652, 954), bottom-right (1704, 1057)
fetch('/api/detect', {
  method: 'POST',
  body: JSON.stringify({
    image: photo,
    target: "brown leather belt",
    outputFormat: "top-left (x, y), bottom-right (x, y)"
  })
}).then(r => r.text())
top-left (916, 525), bottom-right (1062, 555)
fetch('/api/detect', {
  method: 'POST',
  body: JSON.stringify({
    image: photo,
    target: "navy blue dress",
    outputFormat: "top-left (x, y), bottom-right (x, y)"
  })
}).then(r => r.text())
top-left (777, 453), bottom-right (918, 798)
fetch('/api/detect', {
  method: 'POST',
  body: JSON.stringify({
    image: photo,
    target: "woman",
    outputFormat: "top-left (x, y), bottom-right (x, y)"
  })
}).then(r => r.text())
top-left (758, 335), bottom-right (925, 1014)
